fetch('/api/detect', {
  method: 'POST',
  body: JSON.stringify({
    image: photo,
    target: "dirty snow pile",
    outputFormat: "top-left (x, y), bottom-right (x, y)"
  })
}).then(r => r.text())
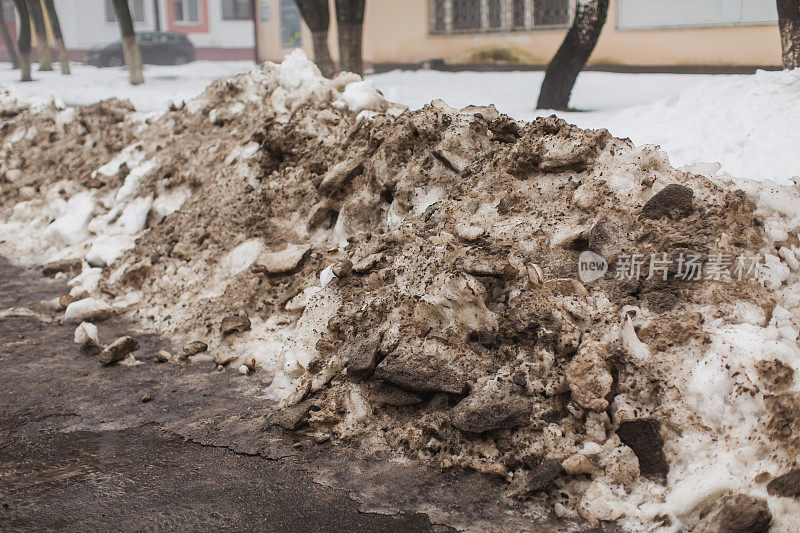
top-left (1, 51), bottom-right (800, 531)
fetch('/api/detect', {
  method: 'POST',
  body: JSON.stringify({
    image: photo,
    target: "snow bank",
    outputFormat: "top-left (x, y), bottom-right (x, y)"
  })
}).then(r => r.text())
top-left (3, 52), bottom-right (800, 532)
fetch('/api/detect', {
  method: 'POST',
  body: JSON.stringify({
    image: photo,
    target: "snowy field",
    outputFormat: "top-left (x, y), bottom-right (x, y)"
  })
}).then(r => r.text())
top-left (1, 60), bottom-right (798, 185)
top-left (0, 61), bottom-right (254, 112)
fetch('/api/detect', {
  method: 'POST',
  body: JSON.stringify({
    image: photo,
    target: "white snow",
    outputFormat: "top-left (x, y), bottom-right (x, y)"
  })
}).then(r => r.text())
top-left (43, 190), bottom-right (96, 245)
top-left (64, 297), bottom-right (113, 321)
top-left (86, 234), bottom-right (137, 267)
top-left (335, 79), bottom-right (384, 113)
top-left (0, 61), bottom-right (255, 112)
top-left (73, 321), bottom-right (99, 346)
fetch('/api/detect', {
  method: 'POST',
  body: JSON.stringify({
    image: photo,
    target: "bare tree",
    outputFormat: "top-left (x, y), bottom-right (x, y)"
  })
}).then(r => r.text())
top-left (0, 0), bottom-right (20, 68)
top-left (296, 0), bottom-right (335, 77)
top-left (536, 0), bottom-right (609, 110)
top-left (110, 0), bottom-right (143, 84)
top-left (26, 0), bottom-right (51, 70)
top-left (334, 0), bottom-right (365, 75)
top-left (777, 0), bottom-right (800, 69)
top-left (43, 0), bottom-right (68, 73)
top-left (11, 0), bottom-right (30, 80)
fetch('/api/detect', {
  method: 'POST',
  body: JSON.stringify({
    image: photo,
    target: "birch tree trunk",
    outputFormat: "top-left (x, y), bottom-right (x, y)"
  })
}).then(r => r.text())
top-left (12, 0), bottom-right (30, 80)
top-left (43, 0), bottom-right (68, 74)
top-left (26, 0), bottom-right (51, 71)
top-left (777, 0), bottom-right (800, 69)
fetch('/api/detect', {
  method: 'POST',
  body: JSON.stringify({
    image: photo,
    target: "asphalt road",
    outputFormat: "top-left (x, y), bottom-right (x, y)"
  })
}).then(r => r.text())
top-left (0, 257), bottom-right (440, 532)
top-left (0, 257), bottom-right (601, 533)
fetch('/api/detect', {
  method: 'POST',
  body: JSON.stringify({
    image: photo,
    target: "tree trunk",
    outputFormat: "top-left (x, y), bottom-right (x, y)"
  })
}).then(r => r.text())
top-left (295, 0), bottom-right (335, 77)
top-left (0, 1), bottom-right (20, 68)
top-left (43, 0), bottom-right (68, 74)
top-left (26, 0), bottom-right (51, 71)
top-left (536, 0), bottom-right (609, 110)
top-left (12, 0), bottom-right (30, 80)
top-left (111, 0), bottom-right (143, 85)
top-left (777, 0), bottom-right (800, 69)
top-left (335, 0), bottom-right (365, 76)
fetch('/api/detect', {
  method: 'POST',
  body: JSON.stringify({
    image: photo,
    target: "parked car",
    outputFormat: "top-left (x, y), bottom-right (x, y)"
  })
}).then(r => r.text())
top-left (86, 32), bottom-right (196, 67)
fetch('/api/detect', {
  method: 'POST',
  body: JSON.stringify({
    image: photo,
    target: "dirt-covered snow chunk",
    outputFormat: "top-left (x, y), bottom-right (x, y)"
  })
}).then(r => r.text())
top-left (252, 243), bottom-right (310, 274)
top-left (99, 336), bottom-right (140, 365)
top-left (616, 418), bottom-right (669, 479)
top-left (73, 321), bottom-right (100, 347)
top-left (565, 342), bottom-right (613, 411)
top-left (450, 370), bottom-right (531, 433)
top-left (693, 493), bottom-right (772, 533)
top-left (342, 331), bottom-right (383, 379)
top-left (183, 340), bottom-right (208, 358)
top-left (640, 183), bottom-right (695, 220)
top-left (220, 314), bottom-right (251, 336)
top-left (64, 298), bottom-right (113, 322)
top-left (767, 469), bottom-right (800, 498)
top-left (374, 339), bottom-right (467, 395)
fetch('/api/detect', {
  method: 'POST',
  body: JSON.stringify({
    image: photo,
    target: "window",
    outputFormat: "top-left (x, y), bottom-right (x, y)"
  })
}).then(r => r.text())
top-left (279, 0), bottom-right (302, 48)
top-left (534, 0), bottom-right (568, 27)
top-left (512, 0), bottom-right (525, 28)
top-left (174, 0), bottom-right (201, 23)
top-left (221, 0), bottom-right (252, 20)
top-left (617, 0), bottom-right (778, 30)
top-left (433, 0), bottom-right (446, 32)
top-left (452, 0), bottom-right (481, 31)
top-left (430, 0), bottom-right (570, 34)
top-left (488, 0), bottom-right (501, 29)
top-left (105, 0), bottom-right (145, 23)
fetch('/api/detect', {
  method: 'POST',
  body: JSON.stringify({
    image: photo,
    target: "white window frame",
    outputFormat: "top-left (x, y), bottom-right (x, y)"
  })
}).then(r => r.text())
top-left (174, 0), bottom-right (202, 25)
top-left (429, 0), bottom-right (572, 35)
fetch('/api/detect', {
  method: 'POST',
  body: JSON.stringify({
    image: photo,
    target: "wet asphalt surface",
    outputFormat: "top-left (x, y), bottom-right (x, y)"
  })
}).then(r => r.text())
top-left (0, 257), bottom-right (602, 532)
top-left (0, 257), bottom-right (441, 532)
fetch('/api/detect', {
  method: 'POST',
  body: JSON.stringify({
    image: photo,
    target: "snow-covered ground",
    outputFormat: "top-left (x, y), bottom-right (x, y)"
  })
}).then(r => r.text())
top-left (0, 61), bottom-right (254, 112)
top-left (1, 60), bottom-right (798, 185)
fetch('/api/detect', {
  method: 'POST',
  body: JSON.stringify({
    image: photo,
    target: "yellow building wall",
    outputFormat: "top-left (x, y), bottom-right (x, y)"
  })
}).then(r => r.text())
top-left (257, 0), bottom-right (783, 68)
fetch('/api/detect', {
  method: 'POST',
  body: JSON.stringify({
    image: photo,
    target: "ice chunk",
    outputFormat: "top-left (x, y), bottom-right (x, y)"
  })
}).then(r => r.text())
top-left (64, 298), bottom-right (113, 321)
top-left (73, 321), bottom-right (99, 346)
top-left (106, 196), bottom-right (152, 235)
top-left (336, 80), bottom-right (385, 114)
top-left (43, 191), bottom-right (95, 245)
top-left (115, 160), bottom-right (156, 202)
top-left (86, 234), bottom-right (137, 267)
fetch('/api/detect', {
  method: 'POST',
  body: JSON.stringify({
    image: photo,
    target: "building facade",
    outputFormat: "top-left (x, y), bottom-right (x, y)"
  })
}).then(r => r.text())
top-left (0, 0), bottom-right (256, 62)
top-left (256, 0), bottom-right (784, 69)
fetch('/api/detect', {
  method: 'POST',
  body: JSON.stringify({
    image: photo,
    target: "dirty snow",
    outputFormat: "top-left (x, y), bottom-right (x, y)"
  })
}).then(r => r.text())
top-left (2, 53), bottom-right (800, 532)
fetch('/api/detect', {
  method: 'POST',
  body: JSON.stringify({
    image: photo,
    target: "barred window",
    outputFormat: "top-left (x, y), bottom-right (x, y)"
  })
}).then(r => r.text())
top-left (430, 0), bottom-right (570, 34)
top-left (512, 0), bottom-right (526, 28)
top-left (452, 0), bottom-right (481, 31)
top-left (433, 0), bottom-right (447, 31)
top-left (488, 0), bottom-right (502, 29)
top-left (534, 0), bottom-right (569, 26)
